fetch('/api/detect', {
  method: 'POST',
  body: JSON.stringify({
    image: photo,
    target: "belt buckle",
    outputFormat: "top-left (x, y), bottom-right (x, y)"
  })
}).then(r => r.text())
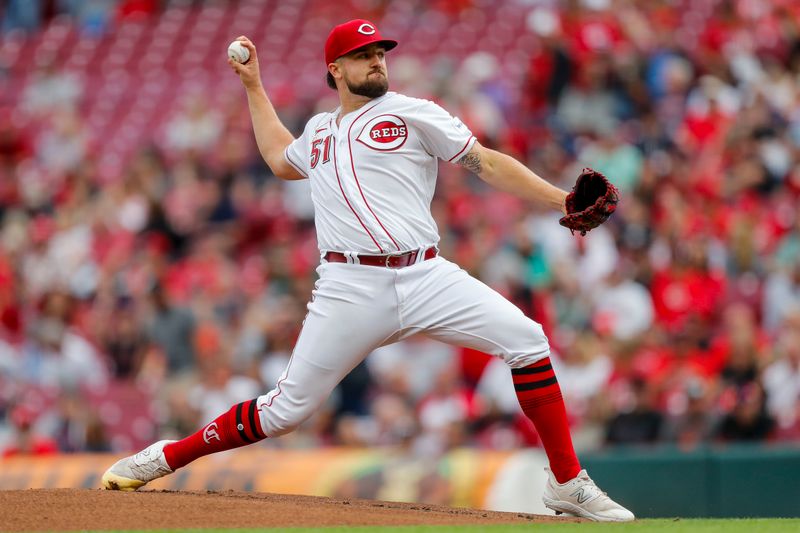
top-left (385, 251), bottom-right (411, 268)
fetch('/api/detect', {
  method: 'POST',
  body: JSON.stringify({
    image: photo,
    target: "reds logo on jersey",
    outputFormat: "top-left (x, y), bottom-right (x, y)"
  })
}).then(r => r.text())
top-left (356, 114), bottom-right (408, 151)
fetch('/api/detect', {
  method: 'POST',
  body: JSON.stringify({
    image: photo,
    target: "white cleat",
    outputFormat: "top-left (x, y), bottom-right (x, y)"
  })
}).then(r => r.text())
top-left (542, 467), bottom-right (635, 522)
top-left (101, 440), bottom-right (176, 491)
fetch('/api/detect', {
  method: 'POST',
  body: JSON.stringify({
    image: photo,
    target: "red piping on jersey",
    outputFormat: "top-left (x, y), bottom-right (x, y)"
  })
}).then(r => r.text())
top-left (347, 100), bottom-right (401, 251)
top-left (332, 140), bottom-right (384, 252)
top-left (447, 135), bottom-right (476, 162)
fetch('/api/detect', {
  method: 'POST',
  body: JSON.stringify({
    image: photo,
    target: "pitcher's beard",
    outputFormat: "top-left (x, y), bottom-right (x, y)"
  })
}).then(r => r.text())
top-left (347, 74), bottom-right (388, 98)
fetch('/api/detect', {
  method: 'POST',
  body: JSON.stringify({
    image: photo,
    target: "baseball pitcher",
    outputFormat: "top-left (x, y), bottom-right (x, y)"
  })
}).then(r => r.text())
top-left (102, 19), bottom-right (630, 522)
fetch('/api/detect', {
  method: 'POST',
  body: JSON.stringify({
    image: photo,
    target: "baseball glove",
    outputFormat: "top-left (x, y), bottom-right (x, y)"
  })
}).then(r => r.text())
top-left (558, 168), bottom-right (619, 236)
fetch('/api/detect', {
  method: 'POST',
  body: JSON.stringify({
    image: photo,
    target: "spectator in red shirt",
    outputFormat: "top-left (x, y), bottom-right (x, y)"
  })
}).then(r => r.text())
top-left (2, 404), bottom-right (58, 457)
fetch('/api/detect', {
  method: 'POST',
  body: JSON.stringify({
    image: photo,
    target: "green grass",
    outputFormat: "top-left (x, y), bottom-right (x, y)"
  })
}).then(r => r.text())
top-left (104, 519), bottom-right (800, 533)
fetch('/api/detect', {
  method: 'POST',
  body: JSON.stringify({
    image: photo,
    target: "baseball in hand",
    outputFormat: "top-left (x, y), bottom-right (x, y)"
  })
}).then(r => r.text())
top-left (227, 41), bottom-right (250, 64)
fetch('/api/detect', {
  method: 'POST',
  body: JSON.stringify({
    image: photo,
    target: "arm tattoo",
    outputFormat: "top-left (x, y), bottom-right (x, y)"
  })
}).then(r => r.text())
top-left (458, 150), bottom-right (482, 174)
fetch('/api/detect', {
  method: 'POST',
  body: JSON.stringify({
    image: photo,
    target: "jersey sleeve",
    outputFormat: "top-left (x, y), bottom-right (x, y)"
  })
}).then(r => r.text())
top-left (284, 117), bottom-right (320, 178)
top-left (412, 100), bottom-right (476, 163)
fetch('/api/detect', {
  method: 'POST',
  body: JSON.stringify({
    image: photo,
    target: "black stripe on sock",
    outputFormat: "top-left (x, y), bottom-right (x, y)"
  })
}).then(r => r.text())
top-left (247, 399), bottom-right (263, 440)
top-left (519, 391), bottom-right (563, 409)
top-left (514, 376), bottom-right (559, 391)
top-left (511, 363), bottom-right (553, 375)
top-left (235, 402), bottom-right (254, 443)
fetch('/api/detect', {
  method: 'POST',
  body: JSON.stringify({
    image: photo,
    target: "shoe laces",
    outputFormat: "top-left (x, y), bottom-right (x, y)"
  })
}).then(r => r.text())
top-left (130, 446), bottom-right (169, 477)
top-left (572, 472), bottom-right (608, 500)
top-left (133, 447), bottom-right (157, 465)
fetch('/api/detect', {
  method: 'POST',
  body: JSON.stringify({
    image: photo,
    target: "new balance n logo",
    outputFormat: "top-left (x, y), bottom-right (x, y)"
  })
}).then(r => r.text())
top-left (571, 487), bottom-right (592, 504)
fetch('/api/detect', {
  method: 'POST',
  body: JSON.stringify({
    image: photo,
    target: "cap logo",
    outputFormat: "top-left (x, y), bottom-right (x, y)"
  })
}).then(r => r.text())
top-left (358, 23), bottom-right (376, 35)
top-left (356, 114), bottom-right (408, 151)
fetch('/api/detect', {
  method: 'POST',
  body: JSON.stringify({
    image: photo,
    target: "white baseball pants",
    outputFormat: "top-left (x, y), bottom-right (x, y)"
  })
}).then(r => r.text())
top-left (256, 256), bottom-right (550, 437)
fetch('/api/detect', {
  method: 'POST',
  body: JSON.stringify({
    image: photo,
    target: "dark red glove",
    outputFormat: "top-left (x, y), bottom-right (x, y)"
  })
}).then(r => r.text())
top-left (558, 168), bottom-right (619, 236)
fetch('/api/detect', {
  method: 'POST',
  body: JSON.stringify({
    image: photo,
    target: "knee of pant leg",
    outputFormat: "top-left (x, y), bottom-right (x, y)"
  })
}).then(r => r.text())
top-left (257, 404), bottom-right (309, 437)
top-left (256, 393), bottom-right (320, 438)
top-left (260, 412), bottom-right (302, 437)
top-left (506, 349), bottom-right (550, 369)
top-left (504, 322), bottom-right (551, 369)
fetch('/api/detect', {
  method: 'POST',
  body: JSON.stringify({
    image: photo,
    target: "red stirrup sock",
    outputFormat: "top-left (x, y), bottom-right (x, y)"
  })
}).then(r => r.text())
top-left (513, 357), bottom-right (581, 484)
top-left (163, 398), bottom-right (266, 470)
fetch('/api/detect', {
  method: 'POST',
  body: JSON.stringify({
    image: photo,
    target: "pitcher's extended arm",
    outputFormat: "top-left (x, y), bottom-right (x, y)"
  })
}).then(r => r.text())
top-left (228, 37), bottom-right (304, 180)
top-left (457, 141), bottom-right (567, 213)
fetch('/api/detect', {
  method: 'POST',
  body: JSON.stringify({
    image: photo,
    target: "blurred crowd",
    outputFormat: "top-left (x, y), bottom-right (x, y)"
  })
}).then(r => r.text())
top-left (2, 0), bottom-right (800, 458)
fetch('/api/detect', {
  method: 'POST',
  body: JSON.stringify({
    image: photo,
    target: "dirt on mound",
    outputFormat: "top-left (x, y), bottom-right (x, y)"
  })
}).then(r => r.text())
top-left (0, 489), bottom-right (580, 531)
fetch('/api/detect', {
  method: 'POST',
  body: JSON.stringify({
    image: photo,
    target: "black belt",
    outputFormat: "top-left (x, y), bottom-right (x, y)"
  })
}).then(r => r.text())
top-left (324, 246), bottom-right (438, 268)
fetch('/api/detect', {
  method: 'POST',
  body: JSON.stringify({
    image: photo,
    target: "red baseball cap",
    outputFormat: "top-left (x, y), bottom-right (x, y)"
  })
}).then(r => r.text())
top-left (324, 19), bottom-right (397, 65)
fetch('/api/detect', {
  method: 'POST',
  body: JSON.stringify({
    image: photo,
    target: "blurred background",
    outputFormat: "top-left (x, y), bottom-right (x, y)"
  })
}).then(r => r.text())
top-left (1, 0), bottom-right (799, 517)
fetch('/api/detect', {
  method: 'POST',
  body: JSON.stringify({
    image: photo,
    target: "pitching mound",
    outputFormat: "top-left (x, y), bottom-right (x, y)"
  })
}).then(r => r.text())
top-left (1, 489), bottom-right (579, 531)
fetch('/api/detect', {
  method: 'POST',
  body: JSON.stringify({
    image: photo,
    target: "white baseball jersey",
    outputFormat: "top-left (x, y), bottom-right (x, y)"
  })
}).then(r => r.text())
top-left (284, 91), bottom-right (476, 254)
top-left (255, 91), bottom-right (550, 440)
